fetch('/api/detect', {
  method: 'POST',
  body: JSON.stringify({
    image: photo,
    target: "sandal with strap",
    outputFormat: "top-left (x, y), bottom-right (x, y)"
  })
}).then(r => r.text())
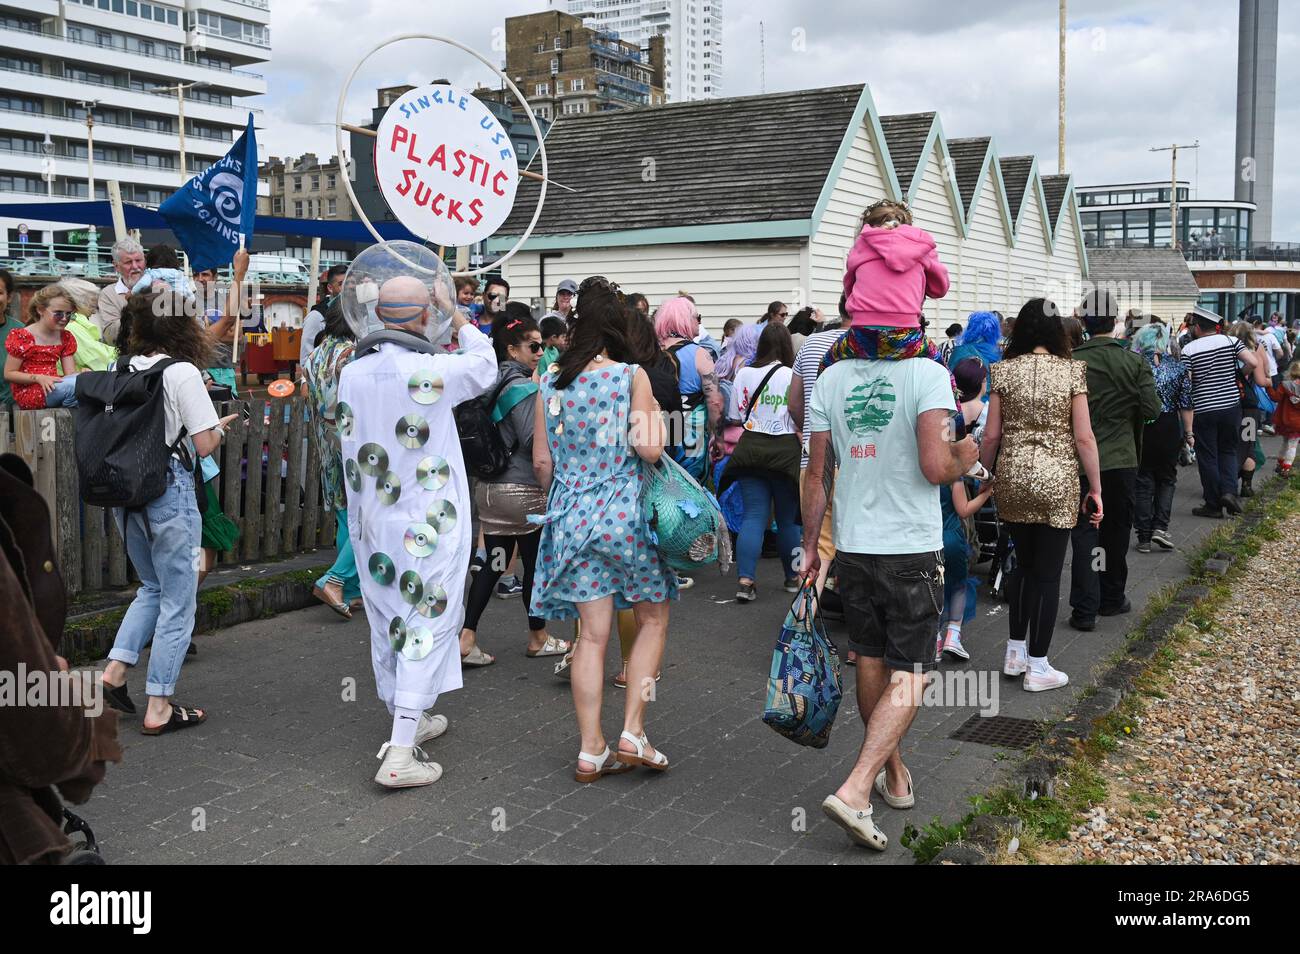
top-left (575, 745), bottom-right (634, 783)
top-left (102, 678), bottom-right (136, 715)
top-left (874, 766), bottom-right (915, 809)
top-left (312, 584), bottom-right (352, 620)
top-left (615, 730), bottom-right (669, 771)
top-left (526, 635), bottom-right (571, 658)
top-left (821, 794), bottom-right (888, 851)
top-left (461, 645), bottom-right (496, 667)
top-left (141, 703), bottom-right (207, 736)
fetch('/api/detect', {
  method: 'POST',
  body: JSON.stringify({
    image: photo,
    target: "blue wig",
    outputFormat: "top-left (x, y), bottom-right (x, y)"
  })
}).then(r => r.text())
top-left (959, 311), bottom-right (1003, 347)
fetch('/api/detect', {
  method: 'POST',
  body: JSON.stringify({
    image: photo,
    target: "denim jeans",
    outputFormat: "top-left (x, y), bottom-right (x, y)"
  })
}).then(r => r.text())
top-left (108, 457), bottom-right (200, 697)
top-left (736, 474), bottom-right (800, 582)
top-left (1134, 469), bottom-right (1176, 539)
top-left (316, 508), bottom-right (361, 603)
top-left (45, 374), bottom-right (78, 407)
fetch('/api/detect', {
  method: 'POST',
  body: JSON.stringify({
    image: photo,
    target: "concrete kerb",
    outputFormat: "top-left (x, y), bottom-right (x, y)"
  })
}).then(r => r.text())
top-left (61, 561), bottom-right (333, 663)
top-left (927, 475), bottom-right (1292, 865)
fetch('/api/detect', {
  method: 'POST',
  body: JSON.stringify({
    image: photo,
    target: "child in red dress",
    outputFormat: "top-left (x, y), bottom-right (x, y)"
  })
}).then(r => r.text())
top-left (3, 284), bottom-right (79, 409)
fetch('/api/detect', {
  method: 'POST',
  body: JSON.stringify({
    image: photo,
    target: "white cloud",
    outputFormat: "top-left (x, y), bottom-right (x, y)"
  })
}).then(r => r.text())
top-left (258, 0), bottom-right (1300, 239)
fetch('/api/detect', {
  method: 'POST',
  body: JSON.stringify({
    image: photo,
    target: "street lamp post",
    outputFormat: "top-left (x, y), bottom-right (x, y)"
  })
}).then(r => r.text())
top-left (78, 98), bottom-right (100, 275)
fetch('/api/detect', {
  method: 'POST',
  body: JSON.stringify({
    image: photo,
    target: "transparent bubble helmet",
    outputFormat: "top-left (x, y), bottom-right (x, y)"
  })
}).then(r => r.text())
top-left (340, 241), bottom-right (457, 346)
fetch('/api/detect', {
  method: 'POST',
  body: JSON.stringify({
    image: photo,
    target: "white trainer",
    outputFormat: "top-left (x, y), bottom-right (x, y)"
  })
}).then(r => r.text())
top-left (374, 742), bottom-right (443, 788)
top-left (1023, 661), bottom-right (1069, 692)
top-left (1003, 643), bottom-right (1028, 676)
top-left (942, 629), bottom-right (970, 661)
top-left (415, 712), bottom-right (448, 746)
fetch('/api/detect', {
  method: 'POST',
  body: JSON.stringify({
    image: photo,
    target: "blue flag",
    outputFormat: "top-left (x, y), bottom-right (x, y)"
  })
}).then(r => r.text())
top-left (159, 113), bottom-right (257, 272)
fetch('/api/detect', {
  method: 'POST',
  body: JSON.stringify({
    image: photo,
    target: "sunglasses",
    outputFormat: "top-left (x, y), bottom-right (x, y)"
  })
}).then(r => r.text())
top-left (778, 312), bottom-right (789, 318)
top-left (524, 341), bottom-right (544, 354)
top-left (50, 310), bottom-right (74, 319)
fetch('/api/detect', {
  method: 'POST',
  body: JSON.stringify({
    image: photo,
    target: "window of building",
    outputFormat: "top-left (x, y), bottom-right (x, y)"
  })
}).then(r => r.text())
top-left (327, 197), bottom-right (337, 217)
top-left (311, 175), bottom-right (320, 191)
top-left (534, 83), bottom-right (549, 96)
top-left (293, 176), bottom-right (303, 191)
top-left (554, 36), bottom-right (562, 50)
top-left (326, 173), bottom-right (336, 189)
top-left (1098, 210), bottom-right (1123, 246)
top-left (294, 200), bottom-right (303, 217)
top-left (550, 58), bottom-right (558, 73)
top-left (273, 197), bottom-right (283, 214)
top-left (571, 77), bottom-right (584, 91)
top-left (517, 142), bottom-right (529, 157)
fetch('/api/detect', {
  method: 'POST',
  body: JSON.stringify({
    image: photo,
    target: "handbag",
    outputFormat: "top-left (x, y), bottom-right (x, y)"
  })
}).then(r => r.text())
top-left (762, 582), bottom-right (843, 749)
top-left (640, 452), bottom-right (733, 573)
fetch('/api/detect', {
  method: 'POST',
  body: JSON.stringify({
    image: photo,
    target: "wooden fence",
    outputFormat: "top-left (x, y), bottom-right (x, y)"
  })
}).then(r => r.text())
top-left (0, 394), bottom-right (336, 597)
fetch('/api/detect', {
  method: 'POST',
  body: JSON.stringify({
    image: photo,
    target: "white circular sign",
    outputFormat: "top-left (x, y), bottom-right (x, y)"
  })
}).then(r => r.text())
top-left (17, 223), bottom-right (28, 234)
top-left (374, 83), bottom-right (519, 248)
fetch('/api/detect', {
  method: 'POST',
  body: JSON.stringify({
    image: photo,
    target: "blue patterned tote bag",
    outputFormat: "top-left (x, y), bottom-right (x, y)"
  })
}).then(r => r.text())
top-left (762, 582), bottom-right (842, 748)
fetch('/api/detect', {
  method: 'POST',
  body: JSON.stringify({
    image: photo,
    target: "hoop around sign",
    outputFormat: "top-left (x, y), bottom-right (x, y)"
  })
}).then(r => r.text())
top-left (374, 83), bottom-right (519, 248)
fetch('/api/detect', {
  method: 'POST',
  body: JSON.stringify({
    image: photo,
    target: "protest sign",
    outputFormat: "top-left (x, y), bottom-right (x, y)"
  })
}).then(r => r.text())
top-left (374, 83), bottom-right (519, 247)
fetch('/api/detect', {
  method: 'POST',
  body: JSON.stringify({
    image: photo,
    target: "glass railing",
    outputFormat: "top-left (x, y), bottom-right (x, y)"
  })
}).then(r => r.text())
top-left (1, 24), bottom-right (265, 79)
top-left (1083, 235), bottom-right (1300, 264)
top-left (193, 23), bottom-right (271, 50)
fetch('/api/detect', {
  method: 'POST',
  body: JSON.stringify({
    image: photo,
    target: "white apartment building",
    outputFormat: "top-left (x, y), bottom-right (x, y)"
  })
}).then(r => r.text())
top-left (0, 0), bottom-right (269, 252)
top-left (551, 0), bottom-right (721, 101)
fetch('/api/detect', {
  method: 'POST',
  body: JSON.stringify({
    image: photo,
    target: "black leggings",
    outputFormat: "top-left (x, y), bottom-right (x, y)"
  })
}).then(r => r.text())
top-left (1005, 522), bottom-right (1070, 658)
top-left (463, 531), bottom-right (544, 633)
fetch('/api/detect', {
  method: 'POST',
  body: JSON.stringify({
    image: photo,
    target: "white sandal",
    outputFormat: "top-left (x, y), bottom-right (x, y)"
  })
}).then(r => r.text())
top-left (615, 730), bottom-right (669, 771)
top-left (574, 745), bottom-right (634, 783)
top-left (526, 634), bottom-right (571, 658)
top-left (821, 794), bottom-right (888, 851)
top-left (873, 766), bottom-right (915, 809)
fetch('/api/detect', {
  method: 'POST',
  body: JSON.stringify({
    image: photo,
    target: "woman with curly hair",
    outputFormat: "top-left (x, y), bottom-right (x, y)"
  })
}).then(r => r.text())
top-left (99, 291), bottom-right (239, 735)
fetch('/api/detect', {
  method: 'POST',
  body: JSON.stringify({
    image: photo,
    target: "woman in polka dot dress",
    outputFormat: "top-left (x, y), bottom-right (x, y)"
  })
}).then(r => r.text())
top-left (530, 278), bottom-right (677, 783)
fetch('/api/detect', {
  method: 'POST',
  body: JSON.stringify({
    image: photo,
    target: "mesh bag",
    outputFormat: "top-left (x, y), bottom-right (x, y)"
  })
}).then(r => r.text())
top-left (640, 453), bottom-right (733, 573)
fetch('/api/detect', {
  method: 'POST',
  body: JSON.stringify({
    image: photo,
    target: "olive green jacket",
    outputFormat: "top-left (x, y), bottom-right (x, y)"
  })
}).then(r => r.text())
top-left (1073, 335), bottom-right (1162, 471)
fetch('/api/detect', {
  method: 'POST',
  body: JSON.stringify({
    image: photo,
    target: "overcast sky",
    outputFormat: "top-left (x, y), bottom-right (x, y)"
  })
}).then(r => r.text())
top-left (259, 0), bottom-right (1300, 240)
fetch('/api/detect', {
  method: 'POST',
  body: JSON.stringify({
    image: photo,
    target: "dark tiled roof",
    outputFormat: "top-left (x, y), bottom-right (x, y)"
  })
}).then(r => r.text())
top-left (999, 156), bottom-right (1036, 220)
top-left (946, 136), bottom-right (991, 216)
top-left (1040, 174), bottom-right (1070, 227)
top-left (1086, 248), bottom-right (1201, 299)
top-left (496, 84), bottom-right (865, 237)
top-left (878, 112), bottom-right (935, 195)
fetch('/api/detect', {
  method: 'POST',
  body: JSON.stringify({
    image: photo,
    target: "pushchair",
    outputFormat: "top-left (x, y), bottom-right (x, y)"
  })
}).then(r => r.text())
top-left (972, 492), bottom-right (1016, 601)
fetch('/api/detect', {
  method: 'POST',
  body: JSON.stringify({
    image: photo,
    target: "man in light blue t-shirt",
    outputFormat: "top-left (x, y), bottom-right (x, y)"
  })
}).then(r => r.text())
top-left (802, 355), bottom-right (976, 851)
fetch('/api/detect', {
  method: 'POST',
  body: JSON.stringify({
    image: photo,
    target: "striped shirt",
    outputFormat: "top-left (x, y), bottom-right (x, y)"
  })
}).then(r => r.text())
top-left (792, 328), bottom-right (847, 466)
top-left (1182, 333), bottom-right (1246, 413)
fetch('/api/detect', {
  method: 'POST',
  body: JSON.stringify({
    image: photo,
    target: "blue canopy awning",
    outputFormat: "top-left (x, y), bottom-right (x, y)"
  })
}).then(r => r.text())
top-left (0, 201), bottom-right (420, 244)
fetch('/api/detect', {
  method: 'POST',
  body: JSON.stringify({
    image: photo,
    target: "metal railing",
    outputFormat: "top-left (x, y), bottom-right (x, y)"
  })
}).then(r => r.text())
top-left (0, 63), bottom-right (264, 115)
top-left (0, 244), bottom-right (321, 285)
top-left (0, 144), bottom-right (178, 173)
top-left (0, 103), bottom-right (232, 143)
top-left (0, 24), bottom-right (265, 80)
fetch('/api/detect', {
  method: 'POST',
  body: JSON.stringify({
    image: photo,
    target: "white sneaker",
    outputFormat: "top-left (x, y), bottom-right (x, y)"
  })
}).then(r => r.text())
top-left (1003, 643), bottom-right (1028, 676)
top-left (1023, 661), bottom-right (1069, 692)
top-left (415, 712), bottom-right (448, 747)
top-left (942, 629), bottom-right (970, 660)
top-left (374, 742), bottom-right (443, 788)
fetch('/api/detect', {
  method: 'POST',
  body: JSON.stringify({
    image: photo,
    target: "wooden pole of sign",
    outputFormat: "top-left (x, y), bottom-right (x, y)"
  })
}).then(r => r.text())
top-left (106, 180), bottom-right (127, 242)
top-left (342, 123), bottom-right (577, 192)
top-left (232, 233), bottom-right (245, 369)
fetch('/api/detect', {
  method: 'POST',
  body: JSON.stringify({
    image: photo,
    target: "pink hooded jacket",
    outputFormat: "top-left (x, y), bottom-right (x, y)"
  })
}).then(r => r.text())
top-left (843, 223), bottom-right (950, 328)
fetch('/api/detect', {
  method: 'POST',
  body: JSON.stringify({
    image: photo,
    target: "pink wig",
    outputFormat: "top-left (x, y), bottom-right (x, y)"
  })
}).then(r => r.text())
top-left (654, 296), bottom-right (700, 346)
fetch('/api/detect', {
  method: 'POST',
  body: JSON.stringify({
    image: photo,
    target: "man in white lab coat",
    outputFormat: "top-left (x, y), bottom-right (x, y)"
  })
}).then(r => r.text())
top-left (339, 275), bottom-right (496, 788)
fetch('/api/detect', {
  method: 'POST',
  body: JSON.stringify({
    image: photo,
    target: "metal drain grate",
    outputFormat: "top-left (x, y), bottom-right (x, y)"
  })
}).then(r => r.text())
top-left (949, 714), bottom-right (1044, 749)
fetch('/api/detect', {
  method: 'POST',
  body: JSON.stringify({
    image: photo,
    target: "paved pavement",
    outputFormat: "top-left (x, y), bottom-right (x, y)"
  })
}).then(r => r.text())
top-left (84, 448), bottom-right (1281, 864)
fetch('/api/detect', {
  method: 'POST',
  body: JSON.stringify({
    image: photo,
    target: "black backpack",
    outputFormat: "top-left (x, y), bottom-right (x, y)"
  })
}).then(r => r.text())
top-left (74, 359), bottom-right (190, 508)
top-left (454, 375), bottom-right (517, 479)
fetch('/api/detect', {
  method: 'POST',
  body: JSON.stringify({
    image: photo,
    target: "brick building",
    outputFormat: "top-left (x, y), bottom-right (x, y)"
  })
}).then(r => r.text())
top-left (258, 153), bottom-right (354, 221)
top-left (504, 10), bottom-right (665, 122)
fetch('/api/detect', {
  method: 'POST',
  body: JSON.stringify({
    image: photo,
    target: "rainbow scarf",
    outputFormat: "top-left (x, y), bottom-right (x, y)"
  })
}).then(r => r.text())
top-left (819, 326), bottom-right (959, 399)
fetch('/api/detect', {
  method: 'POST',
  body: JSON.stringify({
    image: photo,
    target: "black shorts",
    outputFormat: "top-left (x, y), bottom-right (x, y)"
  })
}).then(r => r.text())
top-left (838, 550), bottom-right (944, 673)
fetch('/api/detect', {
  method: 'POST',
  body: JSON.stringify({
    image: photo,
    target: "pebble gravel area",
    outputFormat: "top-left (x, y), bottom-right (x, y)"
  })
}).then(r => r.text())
top-left (1058, 505), bottom-right (1300, 865)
